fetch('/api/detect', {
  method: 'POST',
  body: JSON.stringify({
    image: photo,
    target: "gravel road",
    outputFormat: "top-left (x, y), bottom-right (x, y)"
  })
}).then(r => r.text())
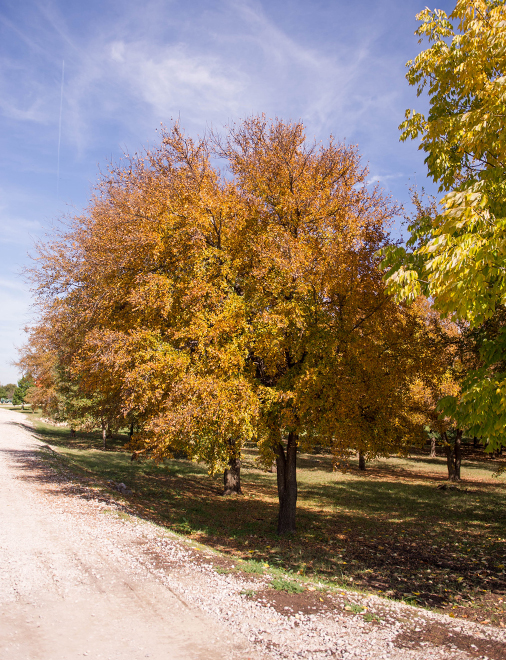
top-left (0, 407), bottom-right (505, 660)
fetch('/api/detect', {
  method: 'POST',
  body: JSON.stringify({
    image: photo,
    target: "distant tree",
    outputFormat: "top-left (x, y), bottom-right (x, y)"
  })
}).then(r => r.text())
top-left (3, 383), bottom-right (16, 400)
top-left (17, 321), bottom-right (129, 446)
top-left (12, 375), bottom-right (34, 409)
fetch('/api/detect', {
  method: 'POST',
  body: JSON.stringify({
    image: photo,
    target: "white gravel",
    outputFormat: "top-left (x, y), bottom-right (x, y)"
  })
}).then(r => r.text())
top-left (1, 407), bottom-right (505, 660)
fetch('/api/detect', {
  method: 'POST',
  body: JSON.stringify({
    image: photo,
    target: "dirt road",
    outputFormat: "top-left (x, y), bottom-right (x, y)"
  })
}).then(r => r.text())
top-left (0, 408), bottom-right (255, 660)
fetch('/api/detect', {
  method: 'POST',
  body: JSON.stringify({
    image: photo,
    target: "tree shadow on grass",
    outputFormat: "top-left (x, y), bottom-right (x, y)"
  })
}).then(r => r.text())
top-left (9, 419), bottom-right (130, 453)
top-left (404, 454), bottom-right (506, 477)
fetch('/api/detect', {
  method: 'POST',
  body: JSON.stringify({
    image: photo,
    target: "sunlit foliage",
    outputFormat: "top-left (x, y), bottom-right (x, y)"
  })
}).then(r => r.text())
top-left (380, 1), bottom-right (506, 447)
top-left (26, 117), bottom-right (438, 533)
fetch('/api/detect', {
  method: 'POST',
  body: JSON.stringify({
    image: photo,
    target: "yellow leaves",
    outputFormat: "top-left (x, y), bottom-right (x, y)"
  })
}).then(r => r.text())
top-left (27, 115), bottom-right (433, 468)
top-left (389, 1), bottom-right (506, 331)
top-left (385, 266), bottom-right (423, 304)
top-left (402, 1), bottom-right (506, 191)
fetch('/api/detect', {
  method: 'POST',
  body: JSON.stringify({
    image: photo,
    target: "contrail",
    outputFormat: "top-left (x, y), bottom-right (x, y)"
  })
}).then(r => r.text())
top-left (57, 60), bottom-right (64, 198)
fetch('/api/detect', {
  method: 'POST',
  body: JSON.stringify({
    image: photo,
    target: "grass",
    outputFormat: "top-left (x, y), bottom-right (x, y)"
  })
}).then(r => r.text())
top-left (14, 408), bottom-right (506, 626)
top-left (241, 559), bottom-right (269, 574)
top-left (271, 576), bottom-right (305, 593)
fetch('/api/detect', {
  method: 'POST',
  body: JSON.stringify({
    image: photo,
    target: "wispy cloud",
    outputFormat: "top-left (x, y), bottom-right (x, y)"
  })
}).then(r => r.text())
top-left (0, 0), bottom-right (400, 161)
top-left (367, 173), bottom-right (404, 185)
top-left (107, 40), bottom-right (246, 122)
top-left (229, 0), bottom-right (330, 69)
top-left (0, 280), bottom-right (30, 313)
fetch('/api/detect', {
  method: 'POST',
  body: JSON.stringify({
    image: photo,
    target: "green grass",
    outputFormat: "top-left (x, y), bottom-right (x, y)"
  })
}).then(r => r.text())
top-left (240, 559), bottom-right (268, 574)
top-left (19, 410), bottom-right (506, 626)
top-left (271, 576), bottom-right (305, 593)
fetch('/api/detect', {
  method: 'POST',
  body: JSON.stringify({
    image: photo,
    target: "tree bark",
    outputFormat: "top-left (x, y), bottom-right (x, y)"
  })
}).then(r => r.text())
top-left (223, 438), bottom-right (242, 495)
top-left (445, 444), bottom-right (456, 480)
top-left (358, 451), bottom-right (366, 470)
top-left (430, 436), bottom-right (437, 457)
top-left (275, 431), bottom-right (298, 535)
top-left (454, 429), bottom-right (462, 480)
top-left (445, 430), bottom-right (461, 481)
top-left (101, 419), bottom-right (107, 450)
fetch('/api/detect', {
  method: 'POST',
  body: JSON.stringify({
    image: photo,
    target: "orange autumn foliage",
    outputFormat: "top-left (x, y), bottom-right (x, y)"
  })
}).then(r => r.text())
top-left (25, 117), bottom-right (442, 533)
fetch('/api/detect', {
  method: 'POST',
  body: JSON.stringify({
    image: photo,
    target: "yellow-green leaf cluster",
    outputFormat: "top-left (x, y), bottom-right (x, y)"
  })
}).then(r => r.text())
top-left (381, 1), bottom-right (506, 447)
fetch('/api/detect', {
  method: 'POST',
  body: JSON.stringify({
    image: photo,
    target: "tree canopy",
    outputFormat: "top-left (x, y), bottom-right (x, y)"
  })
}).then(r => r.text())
top-left (380, 0), bottom-right (506, 447)
top-left (12, 374), bottom-right (34, 408)
top-left (25, 117), bottom-right (440, 533)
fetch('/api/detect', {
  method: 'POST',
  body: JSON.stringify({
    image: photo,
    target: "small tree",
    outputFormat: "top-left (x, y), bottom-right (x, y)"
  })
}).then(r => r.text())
top-left (12, 375), bottom-right (34, 409)
top-left (4, 383), bottom-right (16, 400)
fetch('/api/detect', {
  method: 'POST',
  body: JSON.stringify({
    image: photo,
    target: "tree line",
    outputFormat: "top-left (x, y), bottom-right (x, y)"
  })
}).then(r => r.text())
top-left (0, 382), bottom-right (16, 402)
top-left (17, 0), bottom-right (506, 534)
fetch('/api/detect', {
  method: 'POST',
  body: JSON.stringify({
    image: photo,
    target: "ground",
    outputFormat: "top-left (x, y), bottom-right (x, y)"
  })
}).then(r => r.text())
top-left (1, 406), bottom-right (506, 659)
top-left (26, 410), bottom-right (506, 625)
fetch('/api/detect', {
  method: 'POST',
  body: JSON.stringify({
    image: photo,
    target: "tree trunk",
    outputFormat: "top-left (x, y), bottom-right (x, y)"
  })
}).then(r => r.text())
top-left (275, 431), bottom-right (298, 535)
top-left (101, 419), bottom-right (107, 450)
top-left (430, 436), bottom-right (437, 458)
top-left (473, 436), bottom-right (479, 449)
top-left (444, 432), bottom-right (455, 480)
top-left (445, 444), bottom-right (456, 480)
top-left (454, 430), bottom-right (462, 480)
top-left (70, 428), bottom-right (76, 439)
top-left (223, 438), bottom-right (241, 495)
top-left (445, 431), bottom-right (461, 481)
top-left (129, 422), bottom-right (134, 440)
top-left (358, 451), bottom-right (366, 470)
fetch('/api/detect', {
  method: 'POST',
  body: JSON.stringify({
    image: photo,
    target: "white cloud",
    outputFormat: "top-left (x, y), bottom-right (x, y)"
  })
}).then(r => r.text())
top-left (35, 0), bottom-right (380, 152)
top-left (110, 41), bottom-right (126, 63)
top-left (229, 0), bottom-right (329, 69)
top-left (108, 41), bottom-right (246, 121)
top-left (367, 173), bottom-right (403, 185)
top-left (0, 220), bottom-right (41, 246)
top-left (0, 0), bottom-right (400, 162)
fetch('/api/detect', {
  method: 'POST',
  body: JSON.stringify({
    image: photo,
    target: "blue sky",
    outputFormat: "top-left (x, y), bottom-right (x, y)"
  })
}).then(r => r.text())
top-left (0, 0), bottom-right (452, 384)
